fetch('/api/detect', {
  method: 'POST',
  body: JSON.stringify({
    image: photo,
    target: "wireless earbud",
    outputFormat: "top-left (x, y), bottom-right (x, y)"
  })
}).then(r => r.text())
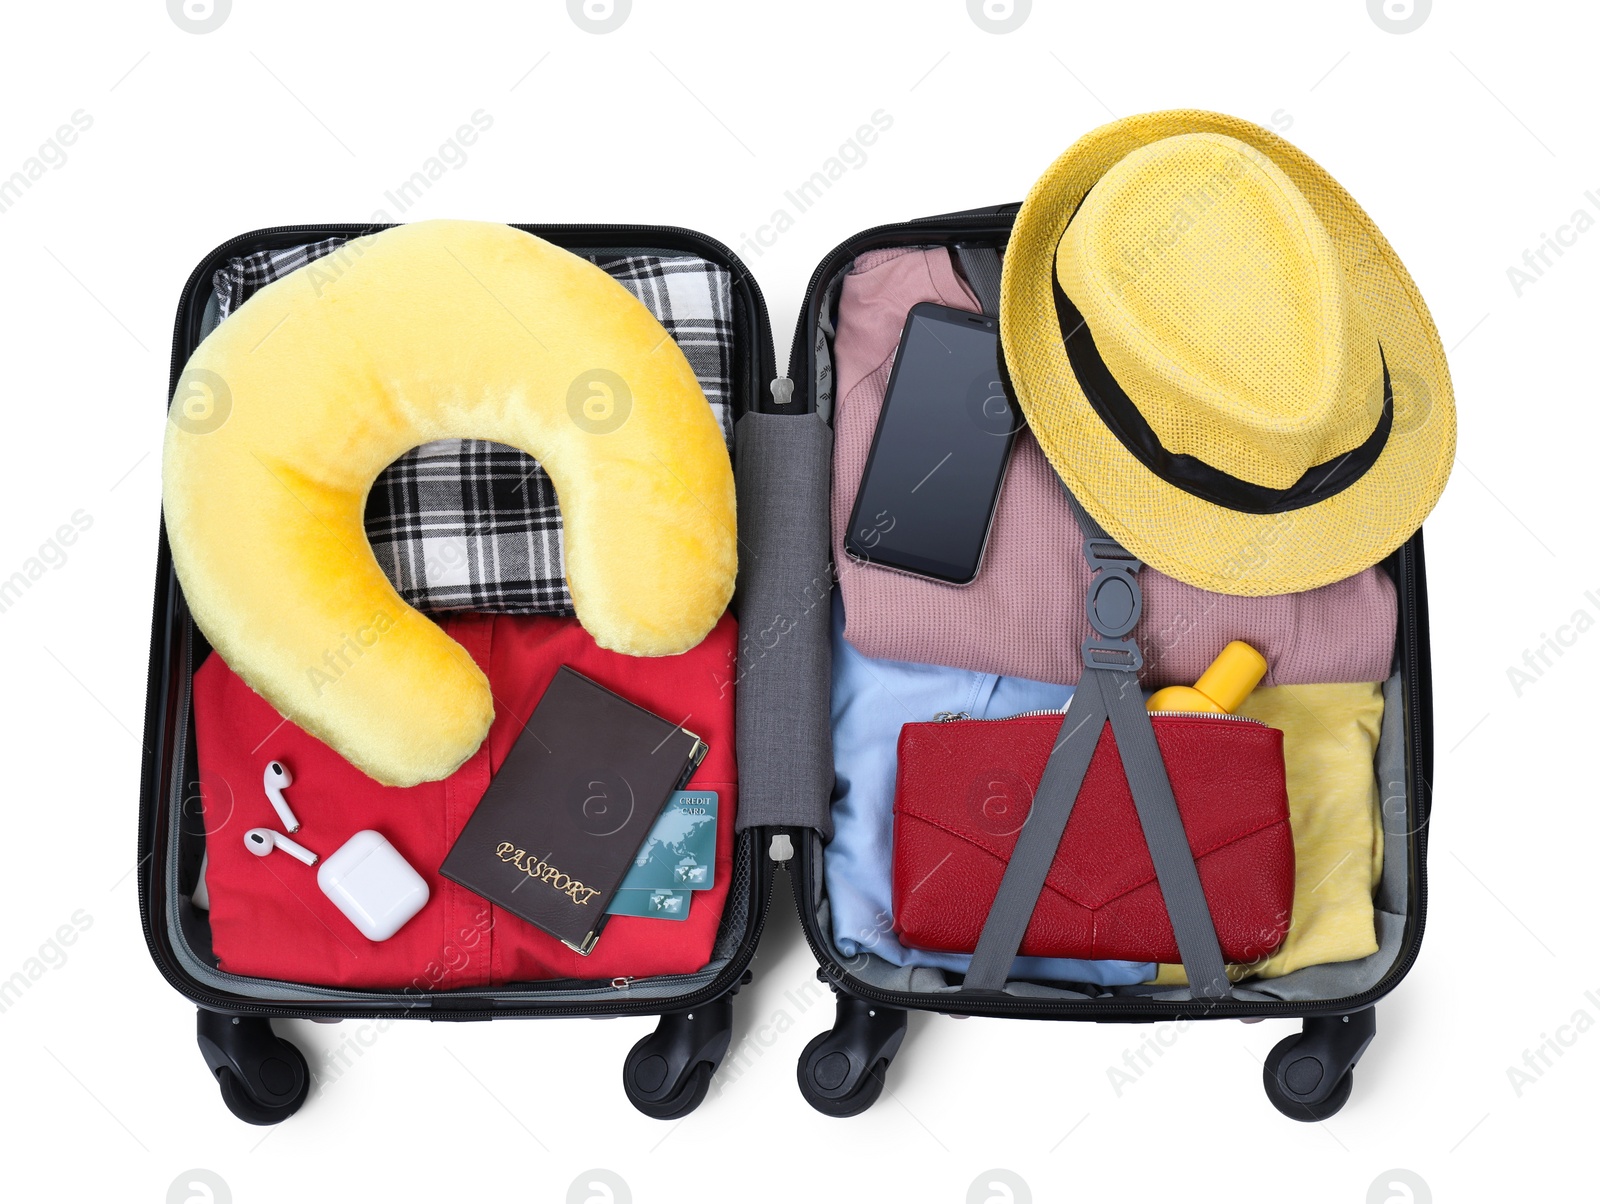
top-left (263, 761), bottom-right (301, 832)
top-left (243, 826), bottom-right (318, 866)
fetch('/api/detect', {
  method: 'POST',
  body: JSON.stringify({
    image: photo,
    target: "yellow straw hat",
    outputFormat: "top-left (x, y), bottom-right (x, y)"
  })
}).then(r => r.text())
top-left (1000, 110), bottom-right (1454, 595)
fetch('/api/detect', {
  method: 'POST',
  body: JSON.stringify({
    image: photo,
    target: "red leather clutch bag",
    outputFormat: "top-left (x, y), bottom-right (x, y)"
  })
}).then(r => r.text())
top-left (891, 712), bottom-right (1294, 965)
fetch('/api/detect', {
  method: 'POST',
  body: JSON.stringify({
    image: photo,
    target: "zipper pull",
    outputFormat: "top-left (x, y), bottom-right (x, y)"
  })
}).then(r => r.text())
top-left (769, 377), bottom-right (795, 407)
top-left (769, 831), bottom-right (794, 863)
top-left (933, 711), bottom-right (971, 723)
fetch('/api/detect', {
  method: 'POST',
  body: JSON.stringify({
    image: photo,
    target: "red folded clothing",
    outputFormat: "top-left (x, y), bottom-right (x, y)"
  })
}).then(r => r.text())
top-left (891, 712), bottom-right (1293, 964)
top-left (193, 613), bottom-right (738, 988)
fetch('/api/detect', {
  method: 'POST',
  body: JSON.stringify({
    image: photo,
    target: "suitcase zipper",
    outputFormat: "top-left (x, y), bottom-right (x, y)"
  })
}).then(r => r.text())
top-left (783, 207), bottom-right (1018, 399)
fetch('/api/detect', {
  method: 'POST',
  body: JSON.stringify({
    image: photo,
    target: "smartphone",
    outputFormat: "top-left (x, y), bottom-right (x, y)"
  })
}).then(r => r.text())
top-left (843, 302), bottom-right (1021, 585)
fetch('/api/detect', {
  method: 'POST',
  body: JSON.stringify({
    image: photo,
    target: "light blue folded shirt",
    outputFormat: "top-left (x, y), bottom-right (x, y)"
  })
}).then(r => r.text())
top-left (825, 599), bottom-right (1154, 985)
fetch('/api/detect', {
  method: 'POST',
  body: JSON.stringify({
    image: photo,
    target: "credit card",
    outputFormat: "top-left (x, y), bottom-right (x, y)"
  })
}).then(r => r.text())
top-left (617, 790), bottom-right (717, 892)
top-left (606, 887), bottom-right (693, 920)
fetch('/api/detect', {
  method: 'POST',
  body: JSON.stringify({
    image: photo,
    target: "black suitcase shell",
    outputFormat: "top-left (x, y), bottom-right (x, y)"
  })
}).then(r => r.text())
top-left (137, 222), bottom-right (786, 1123)
top-left (777, 204), bottom-right (1434, 1121)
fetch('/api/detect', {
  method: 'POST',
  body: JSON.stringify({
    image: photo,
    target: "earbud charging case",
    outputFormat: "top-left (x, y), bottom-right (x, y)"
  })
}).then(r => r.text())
top-left (316, 830), bottom-right (430, 942)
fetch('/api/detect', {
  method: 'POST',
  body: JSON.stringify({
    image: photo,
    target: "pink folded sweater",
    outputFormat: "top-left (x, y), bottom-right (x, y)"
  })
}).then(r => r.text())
top-left (830, 247), bottom-right (1397, 688)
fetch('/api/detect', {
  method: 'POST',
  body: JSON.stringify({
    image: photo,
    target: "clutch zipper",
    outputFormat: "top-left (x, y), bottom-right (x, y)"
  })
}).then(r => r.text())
top-left (932, 708), bottom-right (1267, 726)
top-left (1131, 710), bottom-right (1267, 726)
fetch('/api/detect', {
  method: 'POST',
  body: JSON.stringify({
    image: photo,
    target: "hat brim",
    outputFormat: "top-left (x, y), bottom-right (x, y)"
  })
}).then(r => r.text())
top-left (1000, 110), bottom-right (1455, 596)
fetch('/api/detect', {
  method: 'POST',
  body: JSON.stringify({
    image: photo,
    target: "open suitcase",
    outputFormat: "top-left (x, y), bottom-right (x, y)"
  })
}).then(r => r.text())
top-left (138, 220), bottom-right (791, 1123)
top-left (772, 203), bottom-right (1435, 1121)
top-left (139, 205), bottom-right (1433, 1126)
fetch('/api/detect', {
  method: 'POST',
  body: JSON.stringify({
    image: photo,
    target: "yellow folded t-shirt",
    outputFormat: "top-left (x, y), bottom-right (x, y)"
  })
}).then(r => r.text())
top-left (1152, 681), bottom-right (1385, 985)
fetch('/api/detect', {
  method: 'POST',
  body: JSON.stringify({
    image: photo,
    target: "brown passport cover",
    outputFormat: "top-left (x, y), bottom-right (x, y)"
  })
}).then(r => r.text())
top-left (439, 666), bottom-right (706, 954)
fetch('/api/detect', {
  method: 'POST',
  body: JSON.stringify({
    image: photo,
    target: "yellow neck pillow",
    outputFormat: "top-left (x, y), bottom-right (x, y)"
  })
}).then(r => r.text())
top-left (163, 220), bottom-right (737, 787)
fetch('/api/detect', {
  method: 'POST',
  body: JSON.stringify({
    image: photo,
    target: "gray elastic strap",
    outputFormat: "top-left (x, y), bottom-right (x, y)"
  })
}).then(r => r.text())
top-left (954, 245), bottom-right (1003, 316)
top-left (1060, 487), bottom-right (1113, 552)
top-left (961, 484), bottom-right (1231, 999)
top-left (962, 684), bottom-right (1108, 989)
top-left (1091, 667), bottom-right (1230, 999)
top-left (1064, 490), bottom-right (1229, 996)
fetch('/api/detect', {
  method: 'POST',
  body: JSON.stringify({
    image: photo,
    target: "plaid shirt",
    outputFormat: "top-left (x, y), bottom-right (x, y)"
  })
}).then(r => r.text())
top-left (212, 237), bottom-right (736, 615)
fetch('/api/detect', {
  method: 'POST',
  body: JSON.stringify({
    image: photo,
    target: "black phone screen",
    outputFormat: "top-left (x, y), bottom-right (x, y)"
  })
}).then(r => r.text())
top-left (843, 302), bottom-right (1020, 584)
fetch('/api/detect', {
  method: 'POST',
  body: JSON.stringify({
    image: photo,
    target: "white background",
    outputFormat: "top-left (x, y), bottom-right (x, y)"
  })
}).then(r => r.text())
top-left (0, 1), bottom-right (1592, 1201)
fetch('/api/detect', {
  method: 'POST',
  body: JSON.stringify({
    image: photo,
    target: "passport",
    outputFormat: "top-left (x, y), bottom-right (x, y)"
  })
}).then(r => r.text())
top-left (438, 666), bottom-right (708, 954)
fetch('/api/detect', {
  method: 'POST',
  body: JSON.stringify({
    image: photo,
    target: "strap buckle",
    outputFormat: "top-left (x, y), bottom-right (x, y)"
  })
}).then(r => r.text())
top-left (1081, 634), bottom-right (1144, 673)
top-left (1082, 534), bottom-right (1141, 576)
top-left (1081, 535), bottom-right (1143, 672)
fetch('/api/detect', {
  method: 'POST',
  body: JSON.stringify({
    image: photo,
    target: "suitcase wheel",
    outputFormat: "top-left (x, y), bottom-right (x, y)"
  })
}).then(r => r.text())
top-left (623, 996), bottom-right (733, 1120)
top-left (1261, 1007), bottom-right (1375, 1121)
top-left (797, 996), bottom-right (907, 1118)
top-left (196, 1010), bottom-right (310, 1126)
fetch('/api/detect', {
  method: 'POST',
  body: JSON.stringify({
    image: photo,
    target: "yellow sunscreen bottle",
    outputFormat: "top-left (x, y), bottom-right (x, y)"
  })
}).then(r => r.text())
top-left (1146, 640), bottom-right (1268, 714)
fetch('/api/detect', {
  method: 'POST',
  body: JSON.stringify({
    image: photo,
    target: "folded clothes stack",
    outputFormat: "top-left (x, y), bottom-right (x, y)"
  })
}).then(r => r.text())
top-left (195, 614), bottom-right (740, 987)
top-left (821, 198), bottom-right (1446, 990)
top-left (829, 582), bottom-right (1386, 986)
top-left (1147, 682), bottom-right (1386, 985)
